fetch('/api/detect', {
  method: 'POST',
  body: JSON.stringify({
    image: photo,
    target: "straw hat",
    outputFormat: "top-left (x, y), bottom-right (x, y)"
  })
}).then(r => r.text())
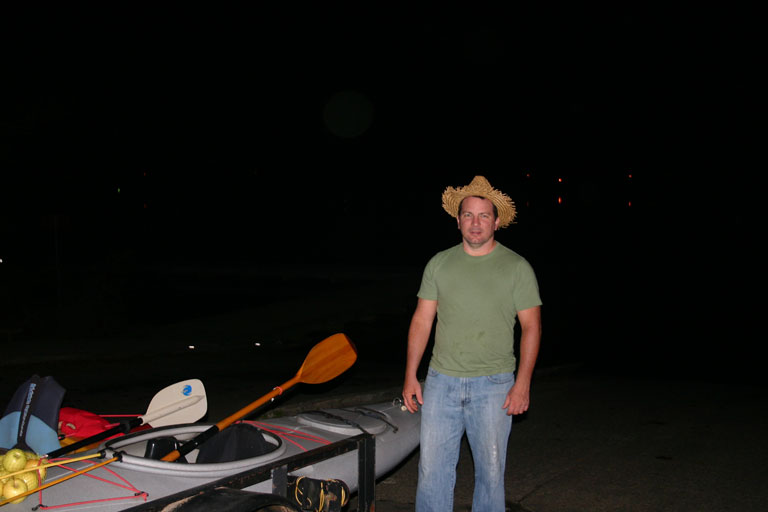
top-left (441, 176), bottom-right (517, 228)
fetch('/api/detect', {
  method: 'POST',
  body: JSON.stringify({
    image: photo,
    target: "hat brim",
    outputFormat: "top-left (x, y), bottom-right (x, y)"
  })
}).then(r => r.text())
top-left (441, 179), bottom-right (516, 228)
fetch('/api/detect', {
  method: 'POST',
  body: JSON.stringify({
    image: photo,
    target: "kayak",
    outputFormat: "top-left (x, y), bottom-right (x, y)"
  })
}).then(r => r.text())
top-left (5, 399), bottom-right (420, 511)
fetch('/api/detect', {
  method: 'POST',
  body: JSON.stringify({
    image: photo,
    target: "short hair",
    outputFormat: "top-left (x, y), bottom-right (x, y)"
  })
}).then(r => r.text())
top-left (459, 196), bottom-right (498, 219)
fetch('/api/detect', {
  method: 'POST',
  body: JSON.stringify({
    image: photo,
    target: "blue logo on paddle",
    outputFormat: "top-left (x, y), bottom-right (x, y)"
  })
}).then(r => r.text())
top-left (182, 385), bottom-right (192, 396)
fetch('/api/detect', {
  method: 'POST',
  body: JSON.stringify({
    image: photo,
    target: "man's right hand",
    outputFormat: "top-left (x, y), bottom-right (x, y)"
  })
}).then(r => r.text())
top-left (402, 377), bottom-right (423, 413)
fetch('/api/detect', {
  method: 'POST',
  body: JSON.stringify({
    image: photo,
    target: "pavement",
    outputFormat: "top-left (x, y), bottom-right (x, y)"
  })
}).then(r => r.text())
top-left (248, 363), bottom-right (766, 512)
top-left (2, 343), bottom-right (766, 512)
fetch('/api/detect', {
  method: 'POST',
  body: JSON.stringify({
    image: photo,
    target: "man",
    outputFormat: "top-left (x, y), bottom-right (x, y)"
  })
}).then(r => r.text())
top-left (402, 175), bottom-right (542, 511)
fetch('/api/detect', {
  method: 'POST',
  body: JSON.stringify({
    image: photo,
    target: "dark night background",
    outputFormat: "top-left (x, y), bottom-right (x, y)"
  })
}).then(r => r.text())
top-left (0, 5), bottom-right (762, 384)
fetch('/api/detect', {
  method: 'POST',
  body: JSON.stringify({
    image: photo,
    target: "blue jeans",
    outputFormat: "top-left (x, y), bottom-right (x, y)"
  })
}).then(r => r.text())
top-left (416, 368), bottom-right (514, 512)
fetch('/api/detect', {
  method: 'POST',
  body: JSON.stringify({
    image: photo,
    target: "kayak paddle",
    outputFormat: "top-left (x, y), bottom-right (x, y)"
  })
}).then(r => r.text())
top-left (161, 333), bottom-right (357, 462)
top-left (46, 379), bottom-right (207, 459)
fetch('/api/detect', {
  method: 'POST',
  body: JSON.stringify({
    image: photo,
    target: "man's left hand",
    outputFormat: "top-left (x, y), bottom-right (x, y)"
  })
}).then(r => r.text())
top-left (503, 384), bottom-right (530, 416)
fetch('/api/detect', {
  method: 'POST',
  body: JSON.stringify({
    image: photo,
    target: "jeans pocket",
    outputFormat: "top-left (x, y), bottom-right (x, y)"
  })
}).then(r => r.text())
top-left (486, 372), bottom-right (515, 385)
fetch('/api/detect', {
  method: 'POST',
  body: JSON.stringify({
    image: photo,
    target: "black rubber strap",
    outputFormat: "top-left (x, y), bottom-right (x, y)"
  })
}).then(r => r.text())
top-left (346, 406), bottom-right (398, 433)
top-left (301, 410), bottom-right (370, 435)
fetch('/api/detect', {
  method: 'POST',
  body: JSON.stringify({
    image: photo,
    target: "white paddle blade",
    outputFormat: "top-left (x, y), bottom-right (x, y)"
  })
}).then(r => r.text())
top-left (144, 379), bottom-right (207, 427)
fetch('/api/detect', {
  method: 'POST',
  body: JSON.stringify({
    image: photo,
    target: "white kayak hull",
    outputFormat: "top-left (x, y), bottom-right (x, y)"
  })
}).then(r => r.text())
top-left (8, 400), bottom-right (419, 511)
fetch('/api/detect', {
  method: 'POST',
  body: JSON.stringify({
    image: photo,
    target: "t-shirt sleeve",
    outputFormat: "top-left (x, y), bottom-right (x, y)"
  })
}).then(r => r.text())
top-left (417, 255), bottom-right (439, 301)
top-left (513, 259), bottom-right (543, 311)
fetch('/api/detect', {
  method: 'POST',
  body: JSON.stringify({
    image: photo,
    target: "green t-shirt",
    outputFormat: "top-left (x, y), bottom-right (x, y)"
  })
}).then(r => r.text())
top-left (417, 243), bottom-right (542, 377)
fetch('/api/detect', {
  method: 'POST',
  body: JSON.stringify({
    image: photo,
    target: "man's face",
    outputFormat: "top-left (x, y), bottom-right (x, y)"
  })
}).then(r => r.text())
top-left (457, 196), bottom-right (500, 248)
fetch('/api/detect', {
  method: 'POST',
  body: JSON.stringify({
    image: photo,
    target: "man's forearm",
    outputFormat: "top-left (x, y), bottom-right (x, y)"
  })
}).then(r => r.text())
top-left (515, 326), bottom-right (541, 386)
top-left (405, 318), bottom-right (431, 379)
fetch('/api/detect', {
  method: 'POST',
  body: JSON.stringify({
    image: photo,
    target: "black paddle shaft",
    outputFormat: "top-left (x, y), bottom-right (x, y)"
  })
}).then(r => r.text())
top-left (47, 418), bottom-right (140, 459)
top-left (163, 424), bottom-right (221, 461)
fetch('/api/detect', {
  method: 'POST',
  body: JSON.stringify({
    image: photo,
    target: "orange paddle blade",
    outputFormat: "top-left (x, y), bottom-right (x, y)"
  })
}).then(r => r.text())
top-left (163, 333), bottom-right (358, 462)
top-left (297, 333), bottom-right (357, 384)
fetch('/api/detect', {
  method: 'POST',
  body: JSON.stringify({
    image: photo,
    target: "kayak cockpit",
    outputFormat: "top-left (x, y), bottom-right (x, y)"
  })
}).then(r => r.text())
top-left (104, 423), bottom-right (286, 473)
top-left (140, 423), bottom-right (281, 464)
